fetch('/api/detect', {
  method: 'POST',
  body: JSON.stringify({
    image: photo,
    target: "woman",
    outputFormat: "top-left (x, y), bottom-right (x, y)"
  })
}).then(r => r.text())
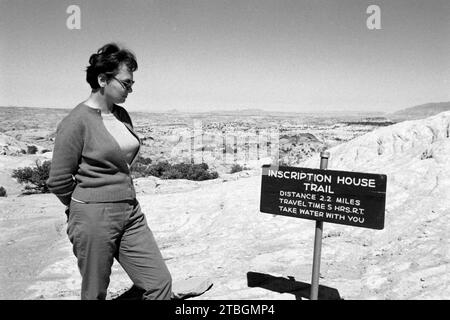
top-left (47, 43), bottom-right (172, 300)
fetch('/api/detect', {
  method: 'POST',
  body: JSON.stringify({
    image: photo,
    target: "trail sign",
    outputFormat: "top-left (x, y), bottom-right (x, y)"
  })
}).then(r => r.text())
top-left (260, 165), bottom-right (387, 230)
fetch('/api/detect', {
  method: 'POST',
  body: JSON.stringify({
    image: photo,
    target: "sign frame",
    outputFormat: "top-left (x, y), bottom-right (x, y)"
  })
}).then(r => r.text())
top-left (260, 164), bottom-right (387, 230)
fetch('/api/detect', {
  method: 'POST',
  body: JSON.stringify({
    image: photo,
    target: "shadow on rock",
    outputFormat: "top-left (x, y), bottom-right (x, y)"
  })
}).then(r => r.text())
top-left (247, 271), bottom-right (342, 300)
top-left (112, 285), bottom-right (145, 300)
top-left (113, 276), bottom-right (213, 300)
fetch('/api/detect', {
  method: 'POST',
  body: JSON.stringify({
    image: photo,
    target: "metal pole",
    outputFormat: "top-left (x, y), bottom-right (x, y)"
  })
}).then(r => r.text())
top-left (191, 127), bottom-right (194, 164)
top-left (222, 129), bottom-right (226, 164)
top-left (310, 151), bottom-right (330, 300)
top-left (234, 135), bottom-right (237, 163)
top-left (256, 130), bottom-right (260, 160)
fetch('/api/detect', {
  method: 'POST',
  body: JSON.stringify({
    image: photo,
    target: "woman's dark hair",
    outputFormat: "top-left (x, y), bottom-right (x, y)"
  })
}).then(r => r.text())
top-left (86, 43), bottom-right (138, 89)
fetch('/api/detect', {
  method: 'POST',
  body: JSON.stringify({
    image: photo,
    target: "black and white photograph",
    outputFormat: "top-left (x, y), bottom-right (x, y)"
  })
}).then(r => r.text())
top-left (0, 0), bottom-right (449, 307)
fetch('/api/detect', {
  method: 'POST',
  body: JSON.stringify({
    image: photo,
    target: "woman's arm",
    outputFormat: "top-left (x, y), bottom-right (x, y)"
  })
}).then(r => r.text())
top-left (46, 116), bottom-right (84, 206)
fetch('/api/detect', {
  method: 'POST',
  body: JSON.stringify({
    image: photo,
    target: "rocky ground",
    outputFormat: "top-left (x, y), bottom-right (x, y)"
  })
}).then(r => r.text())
top-left (0, 112), bottom-right (449, 300)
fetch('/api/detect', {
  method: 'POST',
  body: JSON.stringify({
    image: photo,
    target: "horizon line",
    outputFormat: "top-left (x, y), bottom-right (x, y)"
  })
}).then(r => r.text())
top-left (2, 100), bottom-right (450, 115)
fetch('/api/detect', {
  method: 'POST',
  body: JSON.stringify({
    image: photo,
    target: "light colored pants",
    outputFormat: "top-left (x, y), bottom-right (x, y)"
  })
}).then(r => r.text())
top-left (67, 198), bottom-right (172, 300)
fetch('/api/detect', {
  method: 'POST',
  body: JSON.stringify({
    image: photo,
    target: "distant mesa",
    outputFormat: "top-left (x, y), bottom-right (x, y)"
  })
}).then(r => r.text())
top-left (237, 108), bottom-right (266, 114)
top-left (210, 108), bottom-right (266, 115)
top-left (279, 133), bottom-right (320, 145)
top-left (390, 101), bottom-right (450, 121)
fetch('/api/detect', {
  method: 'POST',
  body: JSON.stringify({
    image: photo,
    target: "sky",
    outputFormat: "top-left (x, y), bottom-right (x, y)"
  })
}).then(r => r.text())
top-left (0, 0), bottom-right (449, 113)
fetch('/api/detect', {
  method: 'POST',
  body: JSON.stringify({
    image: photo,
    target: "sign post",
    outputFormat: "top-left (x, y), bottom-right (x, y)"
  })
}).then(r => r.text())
top-left (310, 151), bottom-right (329, 299)
top-left (260, 152), bottom-right (386, 299)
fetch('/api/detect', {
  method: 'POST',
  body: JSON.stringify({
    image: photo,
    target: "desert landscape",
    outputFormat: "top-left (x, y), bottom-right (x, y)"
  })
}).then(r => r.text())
top-left (0, 102), bottom-right (449, 300)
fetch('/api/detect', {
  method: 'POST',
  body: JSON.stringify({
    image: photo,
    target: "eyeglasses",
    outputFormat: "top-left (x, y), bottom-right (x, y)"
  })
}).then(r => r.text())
top-left (111, 76), bottom-right (135, 91)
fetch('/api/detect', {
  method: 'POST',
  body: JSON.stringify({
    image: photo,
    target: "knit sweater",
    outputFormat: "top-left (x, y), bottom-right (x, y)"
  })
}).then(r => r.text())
top-left (47, 103), bottom-right (141, 206)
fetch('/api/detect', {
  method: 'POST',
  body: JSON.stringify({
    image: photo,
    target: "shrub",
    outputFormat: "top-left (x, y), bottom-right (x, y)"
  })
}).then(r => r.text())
top-left (148, 161), bottom-right (171, 177)
top-left (135, 155), bottom-right (152, 165)
top-left (0, 186), bottom-right (7, 197)
top-left (11, 160), bottom-right (51, 193)
top-left (132, 156), bottom-right (154, 178)
top-left (27, 145), bottom-right (38, 154)
top-left (230, 164), bottom-right (244, 174)
top-left (420, 149), bottom-right (433, 160)
top-left (132, 160), bottom-right (218, 181)
top-left (161, 167), bottom-right (184, 179)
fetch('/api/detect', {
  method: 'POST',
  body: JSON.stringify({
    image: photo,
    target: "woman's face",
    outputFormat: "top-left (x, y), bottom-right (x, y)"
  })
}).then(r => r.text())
top-left (102, 63), bottom-right (134, 104)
